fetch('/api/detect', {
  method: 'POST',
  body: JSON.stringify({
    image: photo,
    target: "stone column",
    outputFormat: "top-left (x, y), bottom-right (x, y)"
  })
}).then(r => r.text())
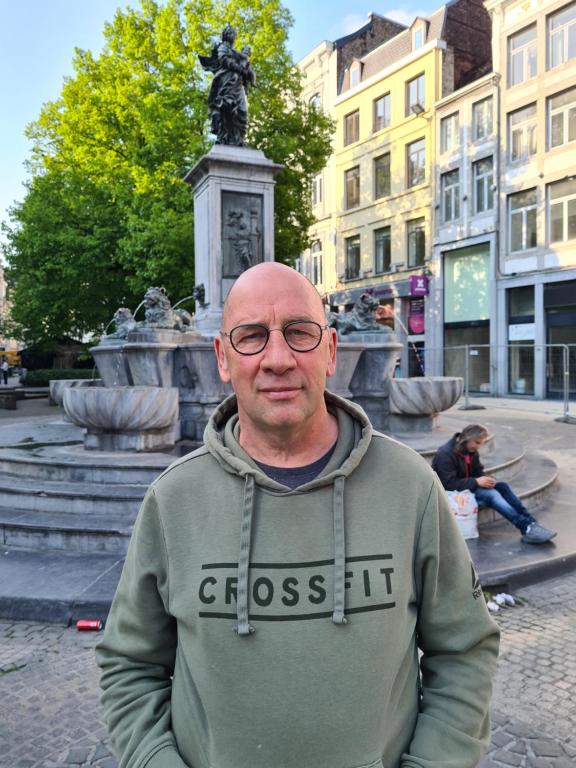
top-left (184, 145), bottom-right (282, 337)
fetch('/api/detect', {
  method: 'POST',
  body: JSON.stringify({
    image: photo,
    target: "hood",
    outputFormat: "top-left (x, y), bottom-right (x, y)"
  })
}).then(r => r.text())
top-left (202, 392), bottom-right (373, 635)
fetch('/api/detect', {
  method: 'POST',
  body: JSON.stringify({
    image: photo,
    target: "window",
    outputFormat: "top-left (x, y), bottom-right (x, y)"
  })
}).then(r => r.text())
top-left (508, 25), bottom-right (537, 86)
top-left (509, 189), bottom-right (537, 252)
top-left (374, 153), bottom-right (391, 199)
top-left (373, 93), bottom-right (391, 132)
top-left (312, 172), bottom-right (323, 207)
top-left (309, 93), bottom-right (321, 109)
top-left (344, 110), bottom-right (359, 145)
top-left (350, 63), bottom-right (361, 88)
top-left (345, 235), bottom-right (361, 279)
top-left (441, 169), bottom-right (460, 223)
top-left (413, 27), bottom-right (424, 49)
top-left (472, 97), bottom-right (493, 141)
top-left (345, 166), bottom-right (360, 209)
top-left (548, 86), bottom-right (576, 148)
top-left (374, 227), bottom-right (391, 274)
top-left (406, 74), bottom-right (425, 116)
top-left (407, 218), bottom-right (426, 267)
top-left (407, 139), bottom-right (426, 187)
top-left (440, 112), bottom-right (459, 153)
top-left (509, 104), bottom-right (537, 161)
top-left (311, 240), bottom-right (323, 285)
top-left (473, 157), bottom-right (494, 214)
top-left (548, 178), bottom-right (576, 243)
top-left (548, 2), bottom-right (576, 69)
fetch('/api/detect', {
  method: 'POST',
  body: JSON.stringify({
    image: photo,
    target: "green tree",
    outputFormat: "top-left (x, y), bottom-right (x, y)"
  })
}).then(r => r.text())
top-left (2, 0), bottom-right (333, 346)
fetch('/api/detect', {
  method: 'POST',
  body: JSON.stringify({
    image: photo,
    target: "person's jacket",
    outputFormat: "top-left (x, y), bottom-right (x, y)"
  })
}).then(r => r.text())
top-left (97, 394), bottom-right (499, 768)
top-left (431, 434), bottom-right (485, 492)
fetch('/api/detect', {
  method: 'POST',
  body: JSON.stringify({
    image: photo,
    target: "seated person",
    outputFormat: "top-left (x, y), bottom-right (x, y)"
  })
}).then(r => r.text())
top-left (432, 424), bottom-right (557, 544)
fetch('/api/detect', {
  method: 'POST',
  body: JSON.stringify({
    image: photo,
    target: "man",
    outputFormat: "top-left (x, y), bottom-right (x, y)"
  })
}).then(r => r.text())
top-left (97, 263), bottom-right (499, 768)
top-left (432, 424), bottom-right (557, 544)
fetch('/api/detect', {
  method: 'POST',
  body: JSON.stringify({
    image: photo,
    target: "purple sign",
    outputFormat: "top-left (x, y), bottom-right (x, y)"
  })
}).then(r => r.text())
top-left (409, 274), bottom-right (429, 296)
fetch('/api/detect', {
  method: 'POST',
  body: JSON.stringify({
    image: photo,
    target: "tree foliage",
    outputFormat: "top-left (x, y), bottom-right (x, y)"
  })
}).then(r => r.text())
top-left (2, 0), bottom-right (333, 346)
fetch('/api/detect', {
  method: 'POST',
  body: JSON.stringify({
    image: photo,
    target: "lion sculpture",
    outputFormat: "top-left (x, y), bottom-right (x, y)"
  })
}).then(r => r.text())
top-left (143, 286), bottom-right (193, 331)
top-left (327, 293), bottom-right (391, 335)
top-left (106, 307), bottom-right (138, 340)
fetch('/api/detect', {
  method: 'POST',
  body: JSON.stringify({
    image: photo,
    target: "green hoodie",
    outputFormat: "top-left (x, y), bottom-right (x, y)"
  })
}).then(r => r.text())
top-left (97, 393), bottom-right (499, 768)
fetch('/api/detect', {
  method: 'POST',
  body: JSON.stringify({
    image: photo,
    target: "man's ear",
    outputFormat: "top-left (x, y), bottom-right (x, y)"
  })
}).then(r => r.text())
top-left (214, 335), bottom-right (231, 384)
top-left (325, 327), bottom-right (338, 378)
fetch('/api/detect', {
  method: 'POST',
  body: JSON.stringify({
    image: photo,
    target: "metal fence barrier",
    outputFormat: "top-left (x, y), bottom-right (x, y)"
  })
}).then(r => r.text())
top-left (403, 343), bottom-right (576, 423)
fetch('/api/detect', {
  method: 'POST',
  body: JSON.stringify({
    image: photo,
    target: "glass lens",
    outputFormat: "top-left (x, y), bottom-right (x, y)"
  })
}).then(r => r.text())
top-left (284, 321), bottom-right (322, 351)
top-left (230, 325), bottom-right (268, 354)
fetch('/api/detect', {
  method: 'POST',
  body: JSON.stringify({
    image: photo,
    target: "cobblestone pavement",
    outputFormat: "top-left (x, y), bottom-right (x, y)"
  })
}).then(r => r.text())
top-left (1, 572), bottom-right (575, 768)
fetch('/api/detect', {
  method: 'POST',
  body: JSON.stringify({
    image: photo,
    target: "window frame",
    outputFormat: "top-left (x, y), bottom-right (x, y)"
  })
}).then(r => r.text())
top-left (407, 218), bottom-right (426, 267)
top-left (345, 166), bottom-right (360, 210)
top-left (472, 97), bottom-right (493, 142)
top-left (311, 240), bottom-right (323, 285)
top-left (548, 178), bottom-right (576, 243)
top-left (374, 153), bottom-right (391, 200)
top-left (345, 234), bottom-right (361, 280)
top-left (311, 172), bottom-right (323, 207)
top-left (440, 112), bottom-right (459, 154)
top-left (344, 109), bottom-right (360, 146)
top-left (374, 226), bottom-right (392, 274)
top-left (473, 156), bottom-right (494, 215)
top-left (406, 138), bottom-right (426, 188)
top-left (548, 86), bottom-right (576, 148)
top-left (441, 168), bottom-right (460, 223)
top-left (548, 2), bottom-right (576, 69)
top-left (406, 73), bottom-right (425, 117)
top-left (508, 24), bottom-right (537, 86)
top-left (508, 103), bottom-right (537, 162)
top-left (509, 189), bottom-right (538, 253)
top-left (373, 93), bottom-right (391, 132)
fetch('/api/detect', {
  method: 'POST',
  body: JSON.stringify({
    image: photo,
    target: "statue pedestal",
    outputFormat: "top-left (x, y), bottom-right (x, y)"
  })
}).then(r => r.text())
top-left (184, 145), bottom-right (282, 337)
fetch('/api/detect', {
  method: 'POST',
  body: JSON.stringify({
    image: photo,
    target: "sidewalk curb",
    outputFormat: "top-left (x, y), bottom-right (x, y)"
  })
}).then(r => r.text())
top-left (478, 551), bottom-right (576, 590)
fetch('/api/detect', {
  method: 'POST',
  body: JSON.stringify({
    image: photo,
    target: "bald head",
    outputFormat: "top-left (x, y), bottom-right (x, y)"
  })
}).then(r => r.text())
top-left (222, 262), bottom-right (326, 329)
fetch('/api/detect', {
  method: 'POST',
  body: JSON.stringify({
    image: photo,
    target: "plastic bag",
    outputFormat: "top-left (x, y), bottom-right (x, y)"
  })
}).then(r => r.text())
top-left (446, 489), bottom-right (479, 539)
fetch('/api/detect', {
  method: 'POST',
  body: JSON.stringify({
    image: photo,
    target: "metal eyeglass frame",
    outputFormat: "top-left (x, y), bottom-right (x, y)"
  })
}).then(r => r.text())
top-left (221, 320), bottom-right (330, 356)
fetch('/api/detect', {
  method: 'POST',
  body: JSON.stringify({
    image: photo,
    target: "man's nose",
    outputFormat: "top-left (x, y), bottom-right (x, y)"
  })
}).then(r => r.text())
top-left (259, 329), bottom-right (297, 372)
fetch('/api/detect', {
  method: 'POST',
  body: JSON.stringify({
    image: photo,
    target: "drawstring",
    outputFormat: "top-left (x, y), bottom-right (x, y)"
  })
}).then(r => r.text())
top-left (234, 473), bottom-right (349, 636)
top-left (332, 475), bottom-right (348, 626)
top-left (235, 474), bottom-right (256, 636)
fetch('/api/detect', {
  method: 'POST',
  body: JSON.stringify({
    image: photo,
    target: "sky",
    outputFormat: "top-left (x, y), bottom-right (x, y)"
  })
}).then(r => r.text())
top-left (0, 1), bottom-right (437, 247)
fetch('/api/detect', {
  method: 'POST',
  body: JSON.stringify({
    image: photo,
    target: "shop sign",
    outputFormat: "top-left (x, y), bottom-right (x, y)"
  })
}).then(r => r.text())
top-left (408, 298), bottom-right (425, 334)
top-left (409, 275), bottom-right (429, 296)
top-left (508, 323), bottom-right (535, 341)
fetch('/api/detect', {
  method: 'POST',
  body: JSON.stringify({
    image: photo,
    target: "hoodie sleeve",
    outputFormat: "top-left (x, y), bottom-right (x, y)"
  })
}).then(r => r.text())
top-left (401, 476), bottom-right (500, 768)
top-left (95, 488), bottom-right (189, 768)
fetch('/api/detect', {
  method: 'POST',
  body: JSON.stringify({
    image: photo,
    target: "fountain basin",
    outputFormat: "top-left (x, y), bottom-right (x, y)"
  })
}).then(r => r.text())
top-left (49, 378), bottom-right (102, 407)
top-left (389, 377), bottom-right (464, 415)
top-left (91, 344), bottom-right (133, 387)
top-left (327, 343), bottom-right (364, 399)
top-left (123, 342), bottom-right (177, 387)
top-left (388, 376), bottom-right (464, 433)
top-left (63, 386), bottom-right (179, 451)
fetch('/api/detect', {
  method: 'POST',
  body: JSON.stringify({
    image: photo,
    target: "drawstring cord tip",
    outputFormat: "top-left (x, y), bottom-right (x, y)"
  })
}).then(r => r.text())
top-left (332, 611), bottom-right (348, 626)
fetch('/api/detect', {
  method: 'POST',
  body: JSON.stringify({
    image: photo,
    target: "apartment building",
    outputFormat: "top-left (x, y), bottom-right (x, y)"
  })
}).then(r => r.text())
top-left (298, 13), bottom-right (405, 296)
top-left (485, 0), bottom-right (576, 398)
top-left (430, 72), bottom-right (499, 390)
top-left (298, 0), bottom-right (492, 377)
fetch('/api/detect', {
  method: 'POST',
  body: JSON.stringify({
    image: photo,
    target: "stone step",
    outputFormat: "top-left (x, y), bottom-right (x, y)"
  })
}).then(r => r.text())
top-left (0, 444), bottom-right (175, 485)
top-left (0, 547), bottom-right (123, 624)
top-left (0, 508), bottom-right (132, 554)
top-left (0, 473), bottom-right (146, 516)
top-left (478, 450), bottom-right (559, 525)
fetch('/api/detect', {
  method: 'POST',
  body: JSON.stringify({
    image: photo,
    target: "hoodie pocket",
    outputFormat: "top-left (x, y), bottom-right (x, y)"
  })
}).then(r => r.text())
top-left (352, 760), bottom-right (384, 768)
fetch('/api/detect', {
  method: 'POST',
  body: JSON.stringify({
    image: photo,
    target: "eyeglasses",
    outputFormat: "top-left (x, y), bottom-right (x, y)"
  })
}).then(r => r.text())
top-left (222, 321), bottom-right (329, 356)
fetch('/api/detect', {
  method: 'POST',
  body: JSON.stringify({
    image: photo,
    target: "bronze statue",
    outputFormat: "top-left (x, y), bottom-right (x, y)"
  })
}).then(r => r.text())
top-left (199, 25), bottom-right (256, 146)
